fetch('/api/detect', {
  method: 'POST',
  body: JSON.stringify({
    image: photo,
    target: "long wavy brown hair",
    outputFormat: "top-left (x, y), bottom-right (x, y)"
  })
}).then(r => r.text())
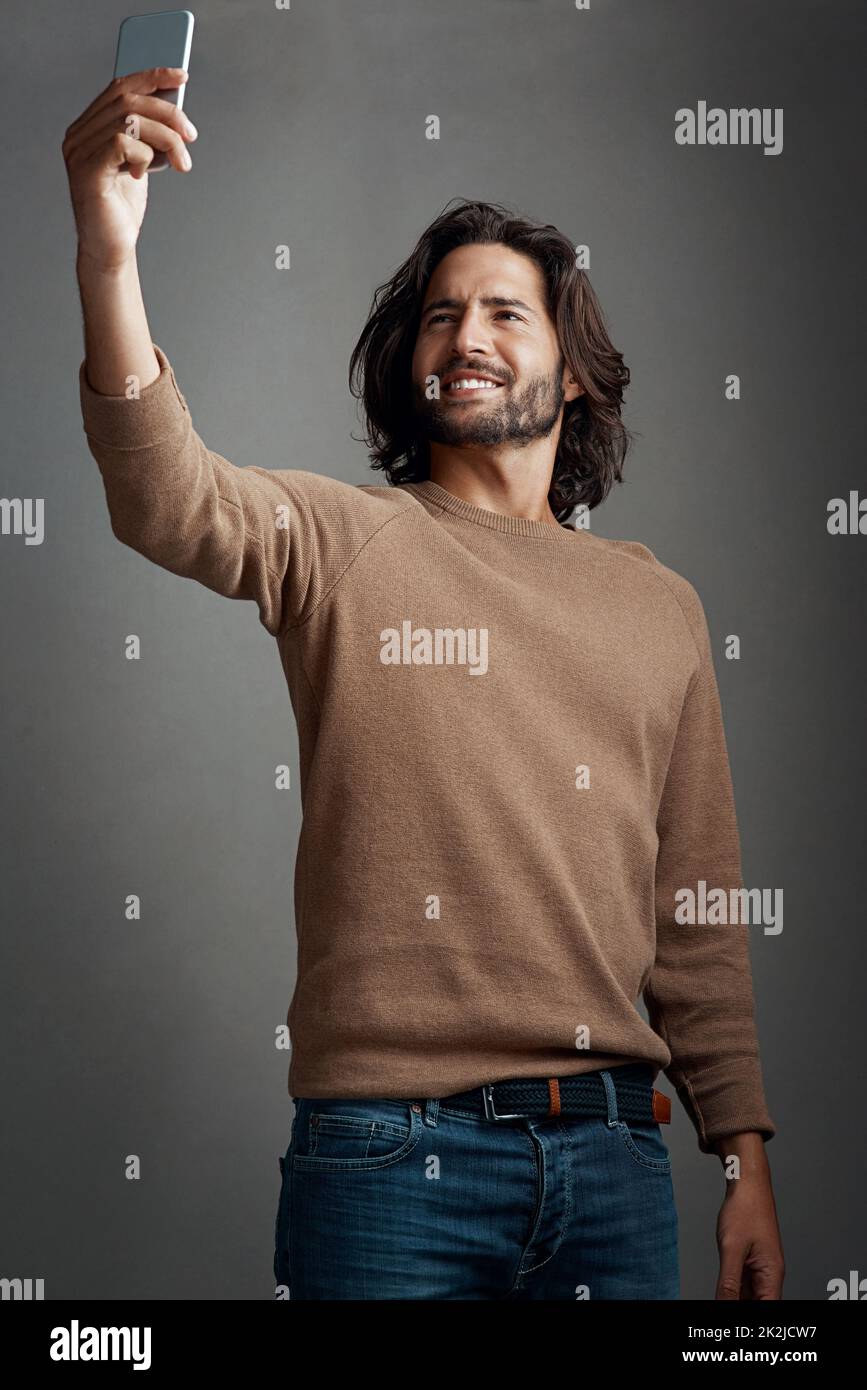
top-left (348, 198), bottom-right (633, 519)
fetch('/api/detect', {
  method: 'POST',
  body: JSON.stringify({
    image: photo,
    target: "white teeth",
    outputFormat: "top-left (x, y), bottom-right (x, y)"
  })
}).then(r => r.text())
top-left (446, 378), bottom-right (500, 391)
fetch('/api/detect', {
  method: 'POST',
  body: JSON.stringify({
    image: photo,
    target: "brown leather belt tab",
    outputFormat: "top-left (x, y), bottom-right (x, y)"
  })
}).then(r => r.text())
top-left (652, 1089), bottom-right (672, 1123)
top-left (547, 1078), bottom-right (562, 1116)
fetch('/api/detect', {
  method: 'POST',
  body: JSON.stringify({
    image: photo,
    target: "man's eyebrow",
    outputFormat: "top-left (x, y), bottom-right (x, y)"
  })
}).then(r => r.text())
top-left (421, 296), bottom-right (538, 317)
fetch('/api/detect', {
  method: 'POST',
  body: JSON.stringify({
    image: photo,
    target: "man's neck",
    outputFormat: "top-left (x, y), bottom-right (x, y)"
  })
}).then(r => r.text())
top-left (428, 453), bottom-right (561, 527)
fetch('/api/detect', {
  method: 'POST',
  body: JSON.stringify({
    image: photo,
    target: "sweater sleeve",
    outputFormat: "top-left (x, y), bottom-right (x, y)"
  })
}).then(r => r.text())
top-left (78, 342), bottom-right (361, 635)
top-left (644, 578), bottom-right (776, 1155)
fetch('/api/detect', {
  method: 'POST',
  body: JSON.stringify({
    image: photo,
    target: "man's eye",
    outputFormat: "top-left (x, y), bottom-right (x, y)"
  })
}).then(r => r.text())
top-left (427, 311), bottom-right (522, 325)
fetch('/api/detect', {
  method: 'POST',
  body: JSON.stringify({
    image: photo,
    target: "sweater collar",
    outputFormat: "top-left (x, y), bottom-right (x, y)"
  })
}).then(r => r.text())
top-left (403, 479), bottom-right (580, 540)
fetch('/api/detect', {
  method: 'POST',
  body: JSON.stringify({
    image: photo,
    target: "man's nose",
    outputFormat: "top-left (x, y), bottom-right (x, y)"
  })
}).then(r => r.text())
top-left (449, 308), bottom-right (495, 359)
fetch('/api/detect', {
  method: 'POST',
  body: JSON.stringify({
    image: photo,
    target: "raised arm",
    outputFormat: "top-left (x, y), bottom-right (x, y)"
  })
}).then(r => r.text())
top-left (63, 64), bottom-right (196, 389)
top-left (63, 66), bottom-right (345, 636)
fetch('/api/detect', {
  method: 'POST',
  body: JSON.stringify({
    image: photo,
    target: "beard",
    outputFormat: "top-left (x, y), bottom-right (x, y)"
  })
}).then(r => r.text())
top-left (412, 361), bottom-right (565, 450)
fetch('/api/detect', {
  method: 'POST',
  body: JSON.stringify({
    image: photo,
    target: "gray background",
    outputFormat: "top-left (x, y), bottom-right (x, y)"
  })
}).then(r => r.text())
top-left (2, 0), bottom-right (864, 1300)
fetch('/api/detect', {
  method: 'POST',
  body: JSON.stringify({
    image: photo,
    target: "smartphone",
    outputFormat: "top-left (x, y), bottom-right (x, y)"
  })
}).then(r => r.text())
top-left (113, 10), bottom-right (194, 172)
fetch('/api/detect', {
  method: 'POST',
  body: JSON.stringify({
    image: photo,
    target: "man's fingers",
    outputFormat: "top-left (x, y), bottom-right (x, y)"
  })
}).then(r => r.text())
top-left (74, 114), bottom-right (191, 175)
top-left (64, 67), bottom-right (188, 143)
top-left (99, 130), bottom-right (156, 179)
top-left (67, 94), bottom-right (195, 168)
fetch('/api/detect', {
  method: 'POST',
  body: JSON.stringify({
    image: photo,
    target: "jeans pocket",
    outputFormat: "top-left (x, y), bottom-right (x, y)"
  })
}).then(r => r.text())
top-left (291, 1098), bottom-right (423, 1172)
top-left (610, 1117), bottom-right (673, 1172)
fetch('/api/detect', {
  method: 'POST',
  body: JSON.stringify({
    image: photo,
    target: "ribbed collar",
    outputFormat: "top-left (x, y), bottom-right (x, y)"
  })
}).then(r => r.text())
top-left (403, 479), bottom-right (579, 539)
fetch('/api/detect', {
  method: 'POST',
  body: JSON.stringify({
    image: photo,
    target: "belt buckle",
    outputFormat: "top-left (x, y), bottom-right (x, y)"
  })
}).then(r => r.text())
top-left (481, 1084), bottom-right (525, 1121)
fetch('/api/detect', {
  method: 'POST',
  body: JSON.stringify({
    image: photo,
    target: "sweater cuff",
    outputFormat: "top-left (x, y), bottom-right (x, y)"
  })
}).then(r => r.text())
top-left (79, 342), bottom-right (189, 448)
top-left (677, 1060), bottom-right (777, 1155)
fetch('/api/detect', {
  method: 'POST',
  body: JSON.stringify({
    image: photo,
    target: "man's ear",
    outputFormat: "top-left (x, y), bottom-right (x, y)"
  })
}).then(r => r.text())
top-left (562, 367), bottom-right (584, 403)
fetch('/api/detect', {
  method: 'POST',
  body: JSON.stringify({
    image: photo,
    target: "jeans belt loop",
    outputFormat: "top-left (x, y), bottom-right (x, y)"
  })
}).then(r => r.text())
top-left (600, 1068), bottom-right (619, 1128)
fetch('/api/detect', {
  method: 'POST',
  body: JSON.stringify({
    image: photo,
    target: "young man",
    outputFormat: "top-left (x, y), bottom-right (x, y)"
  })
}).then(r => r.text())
top-left (65, 66), bottom-right (782, 1301)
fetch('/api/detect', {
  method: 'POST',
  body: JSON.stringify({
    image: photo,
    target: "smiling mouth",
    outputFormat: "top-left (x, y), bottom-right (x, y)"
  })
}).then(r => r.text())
top-left (443, 378), bottom-right (505, 396)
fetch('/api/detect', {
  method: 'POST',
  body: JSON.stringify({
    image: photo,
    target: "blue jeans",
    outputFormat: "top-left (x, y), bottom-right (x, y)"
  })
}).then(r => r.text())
top-left (273, 1067), bottom-right (679, 1300)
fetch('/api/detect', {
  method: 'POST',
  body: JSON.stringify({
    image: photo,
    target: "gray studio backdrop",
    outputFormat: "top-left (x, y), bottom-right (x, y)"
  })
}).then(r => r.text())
top-left (2, 0), bottom-right (864, 1300)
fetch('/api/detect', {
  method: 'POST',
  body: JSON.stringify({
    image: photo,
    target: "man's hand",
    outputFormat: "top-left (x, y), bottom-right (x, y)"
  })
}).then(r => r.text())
top-left (714, 1131), bottom-right (784, 1299)
top-left (63, 67), bottom-right (195, 272)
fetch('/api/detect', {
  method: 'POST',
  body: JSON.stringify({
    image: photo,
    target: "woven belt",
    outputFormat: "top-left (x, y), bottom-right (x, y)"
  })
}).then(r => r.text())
top-left (438, 1063), bottom-right (671, 1124)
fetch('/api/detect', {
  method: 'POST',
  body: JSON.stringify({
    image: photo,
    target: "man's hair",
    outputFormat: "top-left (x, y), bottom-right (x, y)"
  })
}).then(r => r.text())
top-left (348, 197), bottom-right (632, 519)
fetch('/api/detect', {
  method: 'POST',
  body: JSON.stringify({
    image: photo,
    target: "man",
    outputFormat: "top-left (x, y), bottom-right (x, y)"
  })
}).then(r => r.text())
top-left (65, 66), bottom-right (782, 1300)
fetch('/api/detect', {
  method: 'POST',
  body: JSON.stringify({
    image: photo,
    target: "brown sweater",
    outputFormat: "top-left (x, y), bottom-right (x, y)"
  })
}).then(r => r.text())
top-left (79, 342), bottom-right (776, 1154)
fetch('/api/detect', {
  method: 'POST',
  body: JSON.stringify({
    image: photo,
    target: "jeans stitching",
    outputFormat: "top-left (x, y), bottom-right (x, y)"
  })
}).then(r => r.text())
top-left (614, 1119), bottom-right (672, 1171)
top-left (290, 1106), bottom-right (423, 1172)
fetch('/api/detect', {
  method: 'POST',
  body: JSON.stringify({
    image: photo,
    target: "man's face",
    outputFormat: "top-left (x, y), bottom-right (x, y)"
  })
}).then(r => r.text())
top-left (411, 242), bottom-right (578, 450)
